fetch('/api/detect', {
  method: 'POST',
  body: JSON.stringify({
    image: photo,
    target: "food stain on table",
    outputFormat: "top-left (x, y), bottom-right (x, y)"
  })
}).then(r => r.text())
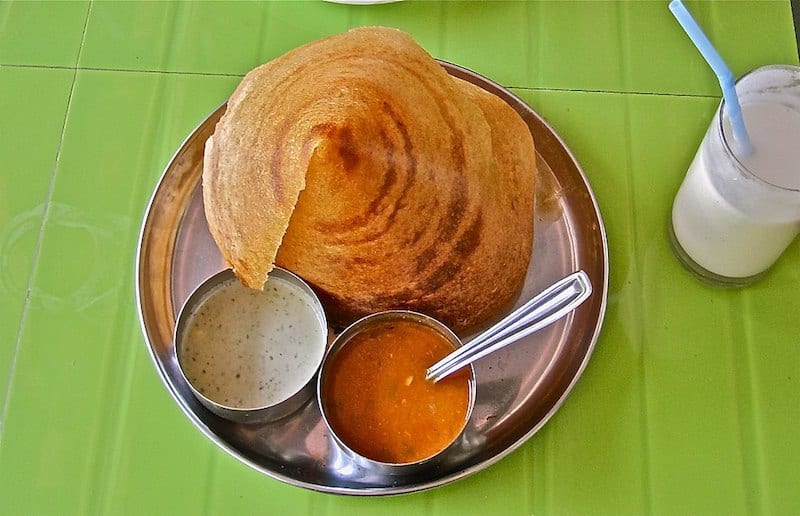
top-left (321, 320), bottom-right (471, 464)
top-left (534, 154), bottom-right (565, 225)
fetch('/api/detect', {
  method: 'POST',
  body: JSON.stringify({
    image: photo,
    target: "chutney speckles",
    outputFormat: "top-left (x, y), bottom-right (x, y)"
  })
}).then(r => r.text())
top-left (179, 276), bottom-right (325, 409)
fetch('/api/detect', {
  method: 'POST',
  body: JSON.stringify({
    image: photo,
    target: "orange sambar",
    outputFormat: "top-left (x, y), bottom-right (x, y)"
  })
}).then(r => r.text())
top-left (322, 320), bottom-right (471, 464)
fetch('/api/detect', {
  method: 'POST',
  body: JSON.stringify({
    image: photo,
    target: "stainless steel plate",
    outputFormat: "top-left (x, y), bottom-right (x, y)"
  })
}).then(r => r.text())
top-left (135, 62), bottom-right (608, 495)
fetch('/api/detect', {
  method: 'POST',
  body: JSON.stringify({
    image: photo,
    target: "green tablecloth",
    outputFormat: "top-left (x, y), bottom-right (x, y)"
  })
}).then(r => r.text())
top-left (1, 1), bottom-right (798, 514)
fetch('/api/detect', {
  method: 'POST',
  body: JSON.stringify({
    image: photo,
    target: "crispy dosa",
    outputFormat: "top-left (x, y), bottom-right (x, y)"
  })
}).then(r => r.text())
top-left (203, 27), bottom-right (535, 332)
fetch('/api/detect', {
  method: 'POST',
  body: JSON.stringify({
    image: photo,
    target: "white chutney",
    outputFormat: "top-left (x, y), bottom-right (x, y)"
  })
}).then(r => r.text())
top-left (180, 275), bottom-right (325, 409)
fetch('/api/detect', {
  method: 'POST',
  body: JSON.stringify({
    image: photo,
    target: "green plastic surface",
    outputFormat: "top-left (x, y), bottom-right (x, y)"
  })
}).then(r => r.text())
top-left (1, 1), bottom-right (798, 514)
top-left (0, 1), bottom-right (89, 67)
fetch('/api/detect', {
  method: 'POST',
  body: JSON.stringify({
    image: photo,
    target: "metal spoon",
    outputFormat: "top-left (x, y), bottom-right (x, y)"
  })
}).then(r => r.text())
top-left (425, 270), bottom-right (592, 383)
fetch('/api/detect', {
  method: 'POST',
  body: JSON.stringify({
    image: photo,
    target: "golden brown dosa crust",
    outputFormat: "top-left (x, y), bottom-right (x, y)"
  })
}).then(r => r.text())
top-left (203, 27), bottom-right (535, 332)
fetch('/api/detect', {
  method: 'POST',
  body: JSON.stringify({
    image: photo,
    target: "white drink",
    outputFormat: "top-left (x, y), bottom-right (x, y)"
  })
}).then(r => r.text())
top-left (671, 66), bottom-right (800, 283)
top-left (732, 104), bottom-right (800, 190)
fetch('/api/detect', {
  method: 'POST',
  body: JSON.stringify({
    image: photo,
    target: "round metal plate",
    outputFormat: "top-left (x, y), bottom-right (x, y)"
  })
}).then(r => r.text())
top-left (135, 61), bottom-right (608, 495)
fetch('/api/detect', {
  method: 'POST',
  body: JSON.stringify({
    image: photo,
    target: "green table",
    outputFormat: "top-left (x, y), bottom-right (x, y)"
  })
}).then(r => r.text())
top-left (1, 1), bottom-right (798, 514)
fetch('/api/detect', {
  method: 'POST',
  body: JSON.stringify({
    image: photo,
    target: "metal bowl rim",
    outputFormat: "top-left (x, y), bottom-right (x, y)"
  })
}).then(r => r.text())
top-left (316, 309), bottom-right (477, 469)
top-left (173, 267), bottom-right (328, 416)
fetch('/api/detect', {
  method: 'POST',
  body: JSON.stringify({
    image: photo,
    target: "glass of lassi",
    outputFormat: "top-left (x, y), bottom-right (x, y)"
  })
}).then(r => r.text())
top-left (670, 65), bottom-right (800, 286)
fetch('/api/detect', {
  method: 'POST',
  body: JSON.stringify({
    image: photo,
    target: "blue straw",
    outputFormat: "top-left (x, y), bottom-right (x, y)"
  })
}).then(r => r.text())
top-left (669, 0), bottom-right (753, 155)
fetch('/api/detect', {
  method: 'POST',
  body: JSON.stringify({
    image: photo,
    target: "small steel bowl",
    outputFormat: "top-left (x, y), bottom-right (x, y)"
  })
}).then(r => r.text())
top-left (317, 310), bottom-right (476, 474)
top-left (175, 267), bottom-right (327, 424)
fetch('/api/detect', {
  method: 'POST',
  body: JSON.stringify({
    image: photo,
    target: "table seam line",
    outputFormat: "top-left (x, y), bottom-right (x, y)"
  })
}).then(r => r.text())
top-left (609, 6), bottom-right (654, 510)
top-left (0, 62), bottom-right (722, 99)
top-left (732, 294), bottom-right (767, 514)
top-left (616, 2), bottom-right (653, 512)
top-left (0, 0), bottom-right (91, 446)
top-left (508, 85), bottom-right (718, 99)
top-left (0, 62), bottom-right (244, 78)
top-left (792, 0), bottom-right (800, 61)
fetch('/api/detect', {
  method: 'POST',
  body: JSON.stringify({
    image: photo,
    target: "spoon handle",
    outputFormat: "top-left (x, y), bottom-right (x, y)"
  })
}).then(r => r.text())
top-left (425, 270), bottom-right (592, 383)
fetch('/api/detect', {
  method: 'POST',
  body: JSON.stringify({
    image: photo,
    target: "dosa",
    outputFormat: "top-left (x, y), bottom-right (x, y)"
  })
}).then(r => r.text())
top-left (203, 27), bottom-right (535, 332)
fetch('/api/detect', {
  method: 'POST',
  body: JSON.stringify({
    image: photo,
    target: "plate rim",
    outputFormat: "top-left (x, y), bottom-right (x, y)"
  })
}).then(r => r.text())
top-left (135, 60), bottom-right (609, 495)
